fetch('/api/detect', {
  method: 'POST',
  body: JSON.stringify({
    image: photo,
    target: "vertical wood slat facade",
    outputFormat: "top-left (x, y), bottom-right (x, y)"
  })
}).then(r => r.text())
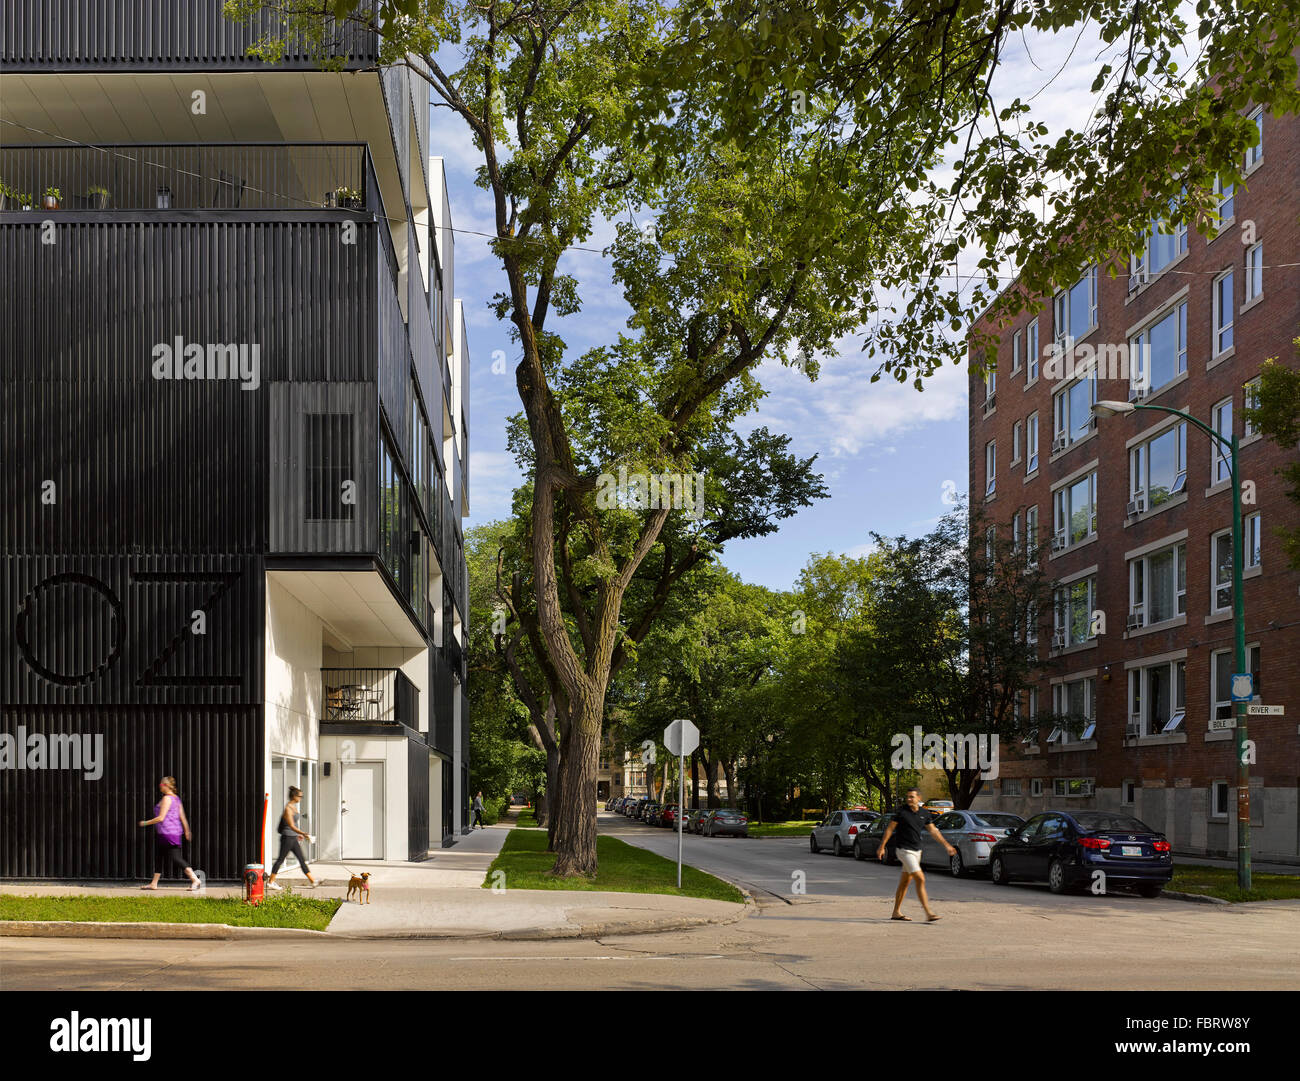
top-left (1, 216), bottom-right (386, 878)
top-left (0, 706), bottom-right (262, 881)
top-left (2, 0), bottom-right (379, 70)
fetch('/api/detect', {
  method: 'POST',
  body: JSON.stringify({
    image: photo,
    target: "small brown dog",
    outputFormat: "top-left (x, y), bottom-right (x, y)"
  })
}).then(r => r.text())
top-left (346, 872), bottom-right (371, 904)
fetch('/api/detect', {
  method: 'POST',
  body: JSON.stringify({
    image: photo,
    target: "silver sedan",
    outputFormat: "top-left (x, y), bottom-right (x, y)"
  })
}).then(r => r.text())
top-left (809, 809), bottom-right (880, 857)
top-left (920, 810), bottom-right (1026, 876)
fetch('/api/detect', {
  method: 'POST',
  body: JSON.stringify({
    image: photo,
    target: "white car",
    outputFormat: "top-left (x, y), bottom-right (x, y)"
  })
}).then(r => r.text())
top-left (810, 809), bottom-right (880, 857)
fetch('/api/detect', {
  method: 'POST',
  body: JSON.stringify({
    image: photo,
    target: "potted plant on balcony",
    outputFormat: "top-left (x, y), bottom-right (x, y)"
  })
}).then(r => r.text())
top-left (87, 185), bottom-right (111, 210)
top-left (20, 192), bottom-right (34, 211)
top-left (42, 186), bottom-right (61, 210)
top-left (0, 180), bottom-right (14, 210)
top-left (334, 186), bottom-right (363, 210)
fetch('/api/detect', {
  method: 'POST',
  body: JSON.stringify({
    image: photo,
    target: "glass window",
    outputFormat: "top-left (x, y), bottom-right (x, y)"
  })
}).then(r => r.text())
top-left (305, 414), bottom-right (355, 521)
top-left (1012, 420), bottom-right (1022, 463)
top-left (1214, 271), bottom-right (1234, 355)
top-left (1055, 266), bottom-right (1098, 342)
top-left (1212, 399), bottom-right (1233, 484)
top-left (1132, 199), bottom-right (1188, 283)
top-left (1027, 320), bottom-right (1039, 382)
top-left (1027, 413), bottom-right (1039, 472)
top-left (1129, 302), bottom-right (1187, 395)
top-left (1245, 243), bottom-right (1263, 302)
top-left (1054, 472), bottom-right (1097, 546)
top-left (1130, 541), bottom-right (1186, 626)
top-left (1212, 529), bottom-right (1233, 613)
top-left (1054, 379), bottom-right (1096, 446)
top-left (1012, 329), bottom-right (1023, 373)
top-left (1212, 650), bottom-right (1234, 720)
top-left (1130, 422), bottom-right (1187, 508)
top-left (986, 367), bottom-right (996, 403)
top-left (1244, 378), bottom-right (1262, 437)
top-left (1245, 107), bottom-right (1263, 169)
top-left (1025, 505), bottom-right (1039, 568)
top-left (1246, 512), bottom-right (1261, 568)
top-left (985, 441), bottom-right (996, 495)
top-left (1054, 576), bottom-right (1095, 647)
top-left (1214, 175), bottom-right (1235, 223)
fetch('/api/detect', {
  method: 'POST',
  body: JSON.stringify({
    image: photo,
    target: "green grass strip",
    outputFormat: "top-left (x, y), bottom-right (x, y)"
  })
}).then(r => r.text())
top-left (746, 820), bottom-right (821, 837)
top-left (483, 829), bottom-right (745, 904)
top-left (1169, 864), bottom-right (1300, 903)
top-left (0, 891), bottom-right (341, 930)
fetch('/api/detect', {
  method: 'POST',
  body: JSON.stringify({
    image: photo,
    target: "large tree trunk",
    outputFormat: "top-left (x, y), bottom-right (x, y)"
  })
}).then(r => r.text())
top-left (549, 695), bottom-right (601, 876)
top-left (721, 759), bottom-right (737, 808)
top-left (690, 753), bottom-right (700, 809)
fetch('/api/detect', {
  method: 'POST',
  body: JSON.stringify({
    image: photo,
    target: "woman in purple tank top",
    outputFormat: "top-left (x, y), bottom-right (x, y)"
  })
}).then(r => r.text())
top-left (138, 776), bottom-right (201, 890)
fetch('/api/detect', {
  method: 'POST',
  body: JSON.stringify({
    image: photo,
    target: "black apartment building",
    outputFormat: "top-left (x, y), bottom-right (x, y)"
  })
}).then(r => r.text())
top-left (0, 2), bottom-right (472, 880)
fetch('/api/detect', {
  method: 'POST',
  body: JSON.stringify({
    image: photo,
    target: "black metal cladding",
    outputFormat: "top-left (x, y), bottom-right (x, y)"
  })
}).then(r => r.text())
top-left (2, 0), bottom-right (380, 71)
top-left (406, 736), bottom-right (429, 860)
top-left (0, 705), bottom-right (262, 881)
top-left (429, 648), bottom-right (454, 755)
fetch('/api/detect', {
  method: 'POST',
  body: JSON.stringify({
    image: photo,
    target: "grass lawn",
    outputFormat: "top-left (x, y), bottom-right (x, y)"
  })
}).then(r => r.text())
top-left (747, 820), bottom-right (821, 838)
top-left (0, 892), bottom-right (341, 931)
top-left (483, 829), bottom-right (746, 904)
top-left (1168, 865), bottom-right (1300, 903)
top-left (516, 808), bottom-right (541, 828)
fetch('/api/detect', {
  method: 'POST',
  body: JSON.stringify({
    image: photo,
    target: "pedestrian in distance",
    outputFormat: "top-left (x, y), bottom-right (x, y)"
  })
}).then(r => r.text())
top-left (877, 787), bottom-right (957, 923)
top-left (266, 786), bottom-right (322, 891)
top-left (471, 791), bottom-right (485, 830)
top-left (138, 776), bottom-right (201, 890)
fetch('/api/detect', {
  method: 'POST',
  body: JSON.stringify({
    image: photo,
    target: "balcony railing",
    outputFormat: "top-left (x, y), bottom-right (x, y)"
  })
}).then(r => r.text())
top-left (322, 667), bottom-right (418, 727)
top-left (0, 143), bottom-right (369, 214)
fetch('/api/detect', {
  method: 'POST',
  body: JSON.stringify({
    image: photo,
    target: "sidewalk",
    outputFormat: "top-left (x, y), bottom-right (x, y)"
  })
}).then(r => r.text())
top-left (0, 809), bottom-right (749, 941)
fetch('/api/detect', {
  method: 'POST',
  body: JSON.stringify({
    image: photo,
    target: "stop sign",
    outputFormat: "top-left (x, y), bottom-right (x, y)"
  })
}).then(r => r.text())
top-left (665, 718), bottom-right (700, 757)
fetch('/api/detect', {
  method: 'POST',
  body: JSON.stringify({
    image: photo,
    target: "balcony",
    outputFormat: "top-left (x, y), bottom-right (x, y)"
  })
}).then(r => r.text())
top-left (0, 143), bottom-right (370, 214)
top-left (322, 667), bottom-right (418, 728)
top-left (2, 1), bottom-right (379, 71)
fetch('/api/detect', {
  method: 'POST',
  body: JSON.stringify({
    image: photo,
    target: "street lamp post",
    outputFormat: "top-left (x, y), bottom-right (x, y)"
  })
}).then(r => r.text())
top-left (1093, 400), bottom-right (1250, 890)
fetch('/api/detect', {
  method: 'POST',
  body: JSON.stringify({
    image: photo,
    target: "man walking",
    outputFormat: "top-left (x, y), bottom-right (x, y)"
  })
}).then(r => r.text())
top-left (470, 791), bottom-right (485, 830)
top-left (878, 788), bottom-right (956, 922)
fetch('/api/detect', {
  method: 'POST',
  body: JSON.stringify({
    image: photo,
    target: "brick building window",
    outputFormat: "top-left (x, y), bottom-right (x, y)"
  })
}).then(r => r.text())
top-left (1129, 421), bottom-right (1187, 512)
top-left (1053, 575), bottom-right (1095, 648)
top-left (1129, 659), bottom-right (1186, 736)
top-left (1211, 398), bottom-right (1234, 483)
top-left (1129, 541), bottom-right (1186, 627)
top-left (1054, 266), bottom-right (1098, 343)
top-left (1213, 270), bottom-right (1235, 355)
top-left (1245, 243), bottom-right (1263, 302)
top-left (1128, 301), bottom-right (1187, 396)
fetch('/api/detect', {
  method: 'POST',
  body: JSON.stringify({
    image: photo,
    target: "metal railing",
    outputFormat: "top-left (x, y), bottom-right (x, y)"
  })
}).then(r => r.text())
top-left (0, 143), bottom-right (368, 213)
top-left (321, 667), bottom-right (418, 727)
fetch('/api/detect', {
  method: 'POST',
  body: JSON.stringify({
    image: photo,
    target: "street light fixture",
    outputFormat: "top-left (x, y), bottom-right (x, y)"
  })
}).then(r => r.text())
top-left (1092, 400), bottom-right (1251, 889)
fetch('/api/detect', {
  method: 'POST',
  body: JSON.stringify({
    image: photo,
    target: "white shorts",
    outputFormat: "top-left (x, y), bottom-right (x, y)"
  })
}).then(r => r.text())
top-left (897, 849), bottom-right (923, 873)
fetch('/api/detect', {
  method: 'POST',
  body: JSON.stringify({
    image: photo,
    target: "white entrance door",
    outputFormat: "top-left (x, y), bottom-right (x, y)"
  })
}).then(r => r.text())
top-left (340, 761), bottom-right (384, 859)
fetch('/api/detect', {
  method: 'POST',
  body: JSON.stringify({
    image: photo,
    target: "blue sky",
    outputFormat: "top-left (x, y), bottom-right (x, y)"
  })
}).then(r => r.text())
top-left (443, 19), bottom-right (1172, 591)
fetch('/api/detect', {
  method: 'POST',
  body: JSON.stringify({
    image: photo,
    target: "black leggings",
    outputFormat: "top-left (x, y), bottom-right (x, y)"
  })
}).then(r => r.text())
top-left (271, 834), bottom-right (310, 875)
top-left (153, 836), bottom-right (191, 875)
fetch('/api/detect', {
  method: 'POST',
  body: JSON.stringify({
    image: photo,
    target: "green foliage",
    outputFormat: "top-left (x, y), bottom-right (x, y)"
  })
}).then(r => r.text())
top-left (637, 1), bottom-right (1300, 380)
top-left (1245, 341), bottom-right (1300, 571)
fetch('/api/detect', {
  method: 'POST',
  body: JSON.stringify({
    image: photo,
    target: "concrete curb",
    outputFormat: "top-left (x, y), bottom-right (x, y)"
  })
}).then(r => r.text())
top-left (0, 920), bottom-right (333, 940)
top-left (1161, 890), bottom-right (1234, 905)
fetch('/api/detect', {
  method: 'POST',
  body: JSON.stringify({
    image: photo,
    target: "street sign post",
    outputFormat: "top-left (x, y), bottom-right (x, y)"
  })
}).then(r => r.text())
top-left (1210, 717), bottom-right (1237, 731)
top-left (665, 719), bottom-right (700, 887)
top-left (1245, 704), bottom-right (1284, 716)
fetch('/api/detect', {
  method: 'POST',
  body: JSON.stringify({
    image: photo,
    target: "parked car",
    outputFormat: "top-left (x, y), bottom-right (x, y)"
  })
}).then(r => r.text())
top-left (660, 804), bottom-right (682, 829)
top-left (701, 808), bottom-right (749, 837)
top-left (990, 810), bottom-right (1173, 896)
top-left (643, 802), bottom-right (663, 825)
top-left (922, 799), bottom-right (954, 819)
top-left (809, 809), bottom-right (880, 856)
top-left (854, 816), bottom-right (899, 864)
top-left (687, 807), bottom-right (710, 834)
top-left (919, 810), bottom-right (1025, 876)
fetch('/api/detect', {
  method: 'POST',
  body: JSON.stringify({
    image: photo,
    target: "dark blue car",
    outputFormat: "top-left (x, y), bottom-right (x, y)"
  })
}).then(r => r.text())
top-left (989, 810), bottom-right (1173, 897)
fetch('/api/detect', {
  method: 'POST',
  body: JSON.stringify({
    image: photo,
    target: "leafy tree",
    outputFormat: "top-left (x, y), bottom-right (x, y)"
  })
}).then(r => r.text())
top-left (227, 0), bottom-right (957, 876)
top-left (854, 505), bottom-right (1060, 809)
top-left (639, 1), bottom-right (1300, 378)
top-left (1245, 339), bottom-right (1300, 571)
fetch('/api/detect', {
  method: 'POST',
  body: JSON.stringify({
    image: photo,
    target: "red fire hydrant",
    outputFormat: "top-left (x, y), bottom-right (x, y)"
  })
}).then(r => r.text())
top-left (243, 864), bottom-right (265, 906)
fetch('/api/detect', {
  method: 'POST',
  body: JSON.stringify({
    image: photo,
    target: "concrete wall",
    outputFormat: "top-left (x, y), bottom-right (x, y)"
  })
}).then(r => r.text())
top-left (265, 576), bottom-right (322, 764)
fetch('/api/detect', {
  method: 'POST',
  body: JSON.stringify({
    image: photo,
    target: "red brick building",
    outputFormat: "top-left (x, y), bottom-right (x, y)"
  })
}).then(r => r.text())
top-left (967, 101), bottom-right (1300, 863)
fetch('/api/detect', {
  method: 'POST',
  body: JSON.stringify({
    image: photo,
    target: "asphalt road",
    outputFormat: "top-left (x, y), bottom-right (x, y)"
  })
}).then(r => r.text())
top-left (3, 813), bottom-right (1297, 991)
